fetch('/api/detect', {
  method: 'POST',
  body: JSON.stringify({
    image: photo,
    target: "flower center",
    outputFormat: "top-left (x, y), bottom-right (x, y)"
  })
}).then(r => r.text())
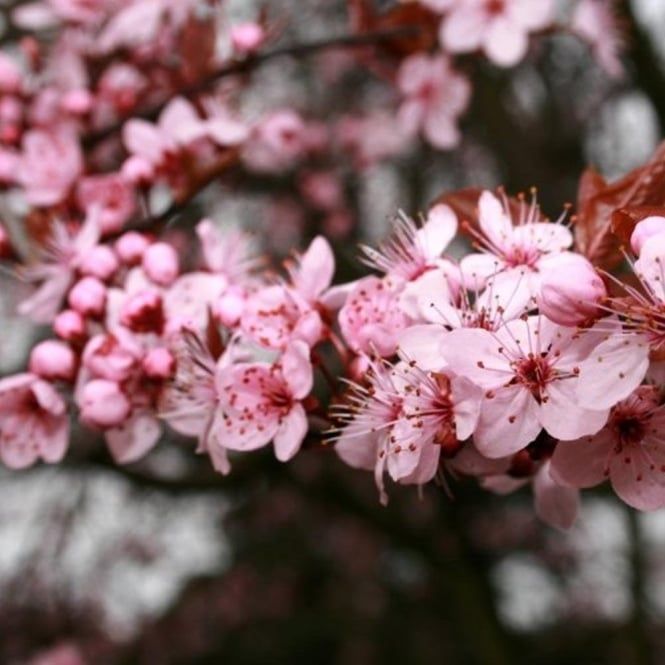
top-left (513, 353), bottom-right (551, 402)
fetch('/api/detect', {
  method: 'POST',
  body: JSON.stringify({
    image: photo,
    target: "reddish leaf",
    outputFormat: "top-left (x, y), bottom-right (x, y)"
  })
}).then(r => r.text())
top-left (347, 0), bottom-right (438, 58)
top-left (611, 205), bottom-right (665, 245)
top-left (574, 141), bottom-right (665, 269)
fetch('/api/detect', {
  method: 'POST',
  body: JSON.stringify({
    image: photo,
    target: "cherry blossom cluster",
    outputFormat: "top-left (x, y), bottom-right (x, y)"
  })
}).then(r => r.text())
top-left (4, 178), bottom-right (665, 530)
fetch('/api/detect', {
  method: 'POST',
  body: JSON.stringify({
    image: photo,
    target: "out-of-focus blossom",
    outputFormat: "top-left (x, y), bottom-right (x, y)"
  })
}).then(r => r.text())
top-left (0, 373), bottom-right (68, 468)
top-left (440, 0), bottom-right (553, 67)
top-left (397, 53), bottom-right (470, 149)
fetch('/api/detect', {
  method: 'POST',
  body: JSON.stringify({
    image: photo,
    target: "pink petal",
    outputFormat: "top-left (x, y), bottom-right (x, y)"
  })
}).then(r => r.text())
top-left (273, 404), bottom-right (308, 462)
top-left (549, 429), bottom-right (614, 488)
top-left (609, 446), bottom-right (665, 511)
top-left (473, 386), bottom-right (541, 457)
top-left (419, 204), bottom-right (458, 259)
top-left (105, 413), bottom-right (161, 464)
top-left (534, 461), bottom-right (579, 530)
top-left (440, 6), bottom-right (486, 53)
top-left (295, 236), bottom-right (335, 302)
top-left (484, 17), bottom-right (528, 67)
top-left (460, 253), bottom-right (506, 290)
top-left (281, 340), bottom-right (313, 399)
top-left (397, 324), bottom-right (447, 371)
top-left (335, 426), bottom-right (378, 471)
top-left (451, 375), bottom-right (483, 440)
top-left (576, 334), bottom-right (650, 410)
top-left (540, 379), bottom-right (609, 441)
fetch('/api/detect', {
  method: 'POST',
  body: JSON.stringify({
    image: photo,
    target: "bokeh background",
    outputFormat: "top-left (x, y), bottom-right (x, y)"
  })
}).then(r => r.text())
top-left (3, 0), bottom-right (665, 663)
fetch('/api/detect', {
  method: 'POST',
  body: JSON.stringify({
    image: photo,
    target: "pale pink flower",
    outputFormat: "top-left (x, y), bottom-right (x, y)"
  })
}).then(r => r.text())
top-left (551, 386), bottom-right (665, 511)
top-left (571, 0), bottom-right (624, 78)
top-left (336, 112), bottom-right (411, 169)
top-left (338, 275), bottom-right (410, 357)
top-left (440, 0), bottom-right (554, 67)
top-left (17, 128), bottom-right (83, 206)
top-left (240, 236), bottom-right (336, 349)
top-left (440, 316), bottom-right (648, 457)
top-left (397, 53), bottom-right (470, 149)
top-left (0, 373), bottom-right (68, 468)
top-left (18, 214), bottom-right (100, 323)
top-left (82, 331), bottom-right (143, 383)
top-left (159, 331), bottom-right (247, 474)
top-left (333, 361), bottom-right (404, 503)
top-left (386, 363), bottom-right (483, 486)
top-left (216, 341), bottom-right (313, 462)
top-left (242, 109), bottom-right (306, 172)
top-left (460, 190), bottom-right (572, 302)
top-left (360, 204), bottom-right (458, 282)
top-left (231, 22), bottom-right (266, 54)
top-left (76, 173), bottom-right (137, 235)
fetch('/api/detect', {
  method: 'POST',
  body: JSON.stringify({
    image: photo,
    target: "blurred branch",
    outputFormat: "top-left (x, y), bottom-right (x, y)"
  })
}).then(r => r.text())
top-left (84, 25), bottom-right (421, 148)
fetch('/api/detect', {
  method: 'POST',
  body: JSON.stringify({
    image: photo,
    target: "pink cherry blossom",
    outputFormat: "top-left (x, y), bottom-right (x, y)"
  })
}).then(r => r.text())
top-left (440, 0), bottom-right (554, 67)
top-left (17, 127), bottom-right (83, 206)
top-left (397, 53), bottom-right (470, 149)
top-left (216, 341), bottom-right (313, 462)
top-left (440, 316), bottom-right (648, 457)
top-left (0, 373), bottom-right (69, 468)
top-left (18, 214), bottom-right (100, 323)
top-left (76, 173), bottom-right (136, 235)
top-left (571, 0), bottom-right (624, 78)
top-left (460, 190), bottom-right (573, 302)
top-left (78, 378), bottom-right (131, 428)
top-left (338, 276), bottom-right (410, 357)
top-left (630, 216), bottom-right (665, 255)
top-left (551, 386), bottom-right (665, 511)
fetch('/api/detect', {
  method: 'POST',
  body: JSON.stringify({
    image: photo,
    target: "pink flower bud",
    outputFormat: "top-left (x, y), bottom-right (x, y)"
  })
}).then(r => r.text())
top-left (142, 347), bottom-right (176, 379)
top-left (29, 340), bottom-right (77, 382)
top-left (231, 22), bottom-right (266, 54)
top-left (538, 253), bottom-right (607, 327)
top-left (215, 287), bottom-right (246, 327)
top-left (78, 245), bottom-right (119, 281)
top-left (142, 242), bottom-right (179, 286)
top-left (630, 216), bottom-right (665, 255)
top-left (60, 89), bottom-right (93, 115)
top-left (115, 231), bottom-right (150, 265)
top-left (120, 289), bottom-right (165, 333)
top-left (79, 379), bottom-right (131, 428)
top-left (121, 155), bottom-right (154, 185)
top-left (54, 309), bottom-right (87, 343)
top-left (68, 277), bottom-right (107, 318)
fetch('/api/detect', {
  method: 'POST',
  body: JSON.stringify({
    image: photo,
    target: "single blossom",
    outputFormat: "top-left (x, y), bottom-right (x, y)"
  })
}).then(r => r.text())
top-left (460, 190), bottom-right (573, 304)
top-left (216, 340), bottom-right (313, 462)
top-left (440, 316), bottom-right (648, 457)
top-left (440, 0), bottom-right (554, 67)
top-left (397, 53), bottom-right (471, 150)
top-left (551, 386), bottom-right (665, 511)
top-left (0, 373), bottom-right (68, 468)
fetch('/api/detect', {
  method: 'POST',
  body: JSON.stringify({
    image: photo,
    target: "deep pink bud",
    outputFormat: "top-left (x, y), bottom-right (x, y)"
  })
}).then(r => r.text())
top-left (538, 253), bottom-right (607, 326)
top-left (68, 277), bottom-right (107, 317)
top-left (142, 242), bottom-right (179, 286)
top-left (231, 22), bottom-right (266, 54)
top-left (630, 216), bottom-right (665, 255)
top-left (115, 231), bottom-right (150, 265)
top-left (120, 289), bottom-right (165, 333)
top-left (79, 245), bottom-right (119, 281)
top-left (142, 347), bottom-right (176, 379)
top-left (79, 379), bottom-right (131, 428)
top-left (29, 340), bottom-right (76, 382)
top-left (54, 309), bottom-right (87, 343)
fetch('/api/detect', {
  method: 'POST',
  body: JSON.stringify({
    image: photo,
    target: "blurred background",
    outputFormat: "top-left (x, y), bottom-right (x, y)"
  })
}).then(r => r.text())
top-left (2, 0), bottom-right (665, 663)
